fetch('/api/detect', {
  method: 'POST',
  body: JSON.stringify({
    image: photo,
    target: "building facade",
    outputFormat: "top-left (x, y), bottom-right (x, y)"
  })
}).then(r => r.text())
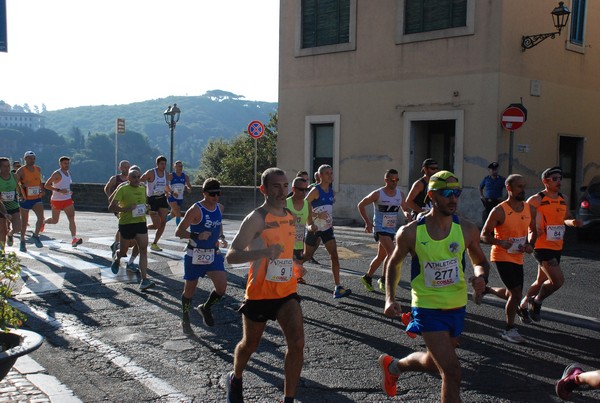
top-left (277, 0), bottom-right (599, 224)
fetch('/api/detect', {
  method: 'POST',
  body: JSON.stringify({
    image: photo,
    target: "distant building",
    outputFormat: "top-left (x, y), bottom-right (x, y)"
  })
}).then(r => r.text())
top-left (277, 0), bottom-right (600, 224)
top-left (0, 101), bottom-right (45, 130)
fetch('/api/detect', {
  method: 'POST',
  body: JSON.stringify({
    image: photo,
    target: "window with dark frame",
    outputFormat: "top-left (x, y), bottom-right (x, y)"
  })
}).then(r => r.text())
top-left (301, 0), bottom-right (350, 49)
top-left (404, 0), bottom-right (467, 35)
top-left (570, 0), bottom-right (586, 46)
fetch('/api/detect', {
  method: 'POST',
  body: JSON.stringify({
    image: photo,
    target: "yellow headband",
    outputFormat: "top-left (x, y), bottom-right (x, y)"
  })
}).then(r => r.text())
top-left (428, 170), bottom-right (461, 191)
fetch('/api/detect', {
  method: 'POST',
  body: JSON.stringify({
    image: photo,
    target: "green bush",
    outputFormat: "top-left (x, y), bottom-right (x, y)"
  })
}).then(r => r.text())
top-left (0, 253), bottom-right (26, 332)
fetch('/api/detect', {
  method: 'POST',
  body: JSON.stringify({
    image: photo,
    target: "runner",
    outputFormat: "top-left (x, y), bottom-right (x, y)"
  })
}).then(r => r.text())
top-left (167, 160), bottom-right (192, 226)
top-left (0, 157), bottom-right (21, 252)
top-left (225, 167), bottom-right (305, 403)
top-left (15, 151), bottom-right (45, 251)
top-left (556, 364), bottom-right (600, 400)
top-left (175, 178), bottom-right (227, 334)
top-left (43, 156), bottom-right (83, 247)
top-left (480, 174), bottom-right (537, 343)
top-left (11, 160), bottom-right (21, 173)
top-left (406, 158), bottom-right (439, 219)
top-left (357, 169), bottom-right (410, 292)
top-left (303, 164), bottom-right (352, 299)
top-left (379, 170), bottom-right (489, 401)
top-left (519, 167), bottom-right (582, 322)
top-left (108, 165), bottom-right (155, 290)
top-left (140, 156), bottom-right (170, 251)
top-left (286, 176), bottom-right (317, 284)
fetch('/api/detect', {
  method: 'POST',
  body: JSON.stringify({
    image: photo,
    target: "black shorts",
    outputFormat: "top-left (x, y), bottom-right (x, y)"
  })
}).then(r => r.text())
top-left (118, 222), bottom-right (148, 240)
top-left (147, 195), bottom-right (169, 212)
top-left (534, 248), bottom-right (562, 264)
top-left (238, 293), bottom-right (301, 322)
top-left (494, 261), bottom-right (524, 290)
top-left (305, 228), bottom-right (335, 246)
top-left (0, 207), bottom-right (19, 218)
top-left (374, 231), bottom-right (394, 243)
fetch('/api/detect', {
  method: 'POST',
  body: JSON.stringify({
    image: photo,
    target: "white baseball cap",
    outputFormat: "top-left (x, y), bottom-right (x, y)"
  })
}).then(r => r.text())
top-left (24, 151), bottom-right (36, 158)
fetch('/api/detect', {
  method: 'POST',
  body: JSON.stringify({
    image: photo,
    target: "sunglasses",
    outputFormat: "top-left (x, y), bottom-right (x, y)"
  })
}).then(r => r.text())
top-left (207, 191), bottom-right (221, 197)
top-left (386, 178), bottom-right (399, 183)
top-left (295, 187), bottom-right (308, 192)
top-left (437, 189), bottom-right (462, 198)
top-left (548, 176), bottom-right (562, 182)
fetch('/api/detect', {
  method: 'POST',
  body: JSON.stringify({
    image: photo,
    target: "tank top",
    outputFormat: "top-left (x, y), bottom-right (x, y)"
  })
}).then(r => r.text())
top-left (50, 170), bottom-right (72, 201)
top-left (169, 172), bottom-right (187, 200)
top-left (286, 197), bottom-right (310, 250)
top-left (373, 187), bottom-right (403, 234)
top-left (411, 215), bottom-right (467, 309)
top-left (414, 177), bottom-right (429, 208)
top-left (20, 166), bottom-right (43, 200)
top-left (491, 201), bottom-right (531, 264)
top-left (245, 207), bottom-right (297, 300)
top-left (186, 202), bottom-right (224, 266)
top-left (146, 168), bottom-right (167, 197)
top-left (534, 192), bottom-right (567, 251)
top-left (0, 173), bottom-right (19, 210)
top-left (310, 184), bottom-right (334, 231)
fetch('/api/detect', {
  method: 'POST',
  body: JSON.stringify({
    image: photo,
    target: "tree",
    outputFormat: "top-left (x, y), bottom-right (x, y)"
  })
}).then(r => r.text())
top-left (67, 126), bottom-right (85, 149)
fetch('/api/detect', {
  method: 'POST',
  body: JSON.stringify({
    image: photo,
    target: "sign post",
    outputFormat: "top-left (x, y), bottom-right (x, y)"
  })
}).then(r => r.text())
top-left (115, 118), bottom-right (126, 175)
top-left (247, 120), bottom-right (265, 207)
top-left (501, 105), bottom-right (527, 174)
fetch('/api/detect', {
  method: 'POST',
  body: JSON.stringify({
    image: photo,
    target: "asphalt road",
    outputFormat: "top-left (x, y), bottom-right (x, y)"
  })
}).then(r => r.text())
top-left (7, 211), bottom-right (600, 402)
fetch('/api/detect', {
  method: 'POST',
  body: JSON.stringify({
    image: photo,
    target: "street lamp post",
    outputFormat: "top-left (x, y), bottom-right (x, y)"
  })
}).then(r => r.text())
top-left (163, 104), bottom-right (181, 169)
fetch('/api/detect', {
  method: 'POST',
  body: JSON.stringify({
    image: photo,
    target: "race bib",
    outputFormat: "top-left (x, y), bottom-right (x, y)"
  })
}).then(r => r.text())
top-left (192, 248), bottom-right (215, 265)
top-left (27, 186), bottom-right (40, 196)
top-left (172, 184), bottom-right (185, 197)
top-left (423, 258), bottom-right (460, 288)
top-left (153, 189), bottom-right (165, 196)
top-left (382, 213), bottom-right (397, 229)
top-left (1, 191), bottom-right (15, 202)
top-left (266, 258), bottom-right (293, 282)
top-left (295, 225), bottom-right (305, 242)
top-left (546, 225), bottom-right (565, 241)
top-left (508, 236), bottom-right (527, 254)
top-left (132, 204), bottom-right (146, 217)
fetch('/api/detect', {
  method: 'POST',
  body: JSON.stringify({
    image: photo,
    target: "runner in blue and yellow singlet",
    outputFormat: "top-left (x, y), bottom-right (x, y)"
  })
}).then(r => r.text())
top-left (378, 170), bottom-right (490, 402)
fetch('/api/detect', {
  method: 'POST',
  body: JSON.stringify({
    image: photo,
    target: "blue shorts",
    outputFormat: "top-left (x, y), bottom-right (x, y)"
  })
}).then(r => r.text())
top-left (168, 197), bottom-right (183, 205)
top-left (406, 306), bottom-right (466, 338)
top-left (183, 253), bottom-right (225, 281)
top-left (19, 198), bottom-right (43, 210)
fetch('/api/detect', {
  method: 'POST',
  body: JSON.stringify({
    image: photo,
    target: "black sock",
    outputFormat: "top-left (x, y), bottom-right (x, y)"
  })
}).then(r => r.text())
top-left (204, 290), bottom-right (222, 308)
top-left (182, 296), bottom-right (192, 322)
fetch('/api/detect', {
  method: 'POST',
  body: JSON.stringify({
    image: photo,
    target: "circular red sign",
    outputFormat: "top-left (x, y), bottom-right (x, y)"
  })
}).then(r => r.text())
top-left (501, 107), bottom-right (526, 130)
top-left (247, 120), bottom-right (265, 139)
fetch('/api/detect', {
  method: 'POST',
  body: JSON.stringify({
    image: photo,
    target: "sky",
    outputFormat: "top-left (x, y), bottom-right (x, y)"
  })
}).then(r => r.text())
top-left (0, 0), bottom-right (280, 111)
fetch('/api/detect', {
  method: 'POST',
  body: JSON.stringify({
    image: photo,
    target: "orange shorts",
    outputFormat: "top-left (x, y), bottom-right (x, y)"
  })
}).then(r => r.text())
top-left (50, 198), bottom-right (74, 210)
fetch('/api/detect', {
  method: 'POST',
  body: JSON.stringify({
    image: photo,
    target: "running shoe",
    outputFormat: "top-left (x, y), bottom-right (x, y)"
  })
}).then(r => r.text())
top-left (333, 285), bottom-right (352, 299)
top-left (110, 258), bottom-right (120, 274)
top-left (501, 327), bottom-right (526, 344)
top-left (555, 363), bottom-right (583, 400)
top-left (181, 320), bottom-right (193, 335)
top-left (139, 279), bottom-right (156, 291)
top-left (516, 306), bottom-right (532, 324)
top-left (71, 238), bottom-right (83, 247)
top-left (19, 242), bottom-right (27, 252)
top-left (6, 235), bottom-right (13, 247)
top-left (150, 243), bottom-right (162, 252)
top-left (126, 262), bottom-right (139, 274)
top-left (378, 354), bottom-right (399, 397)
top-left (197, 303), bottom-right (215, 327)
top-left (226, 371), bottom-right (243, 403)
top-left (378, 278), bottom-right (386, 292)
top-left (360, 275), bottom-right (374, 292)
top-left (32, 235), bottom-right (43, 248)
top-left (528, 298), bottom-right (542, 322)
top-left (110, 241), bottom-right (119, 255)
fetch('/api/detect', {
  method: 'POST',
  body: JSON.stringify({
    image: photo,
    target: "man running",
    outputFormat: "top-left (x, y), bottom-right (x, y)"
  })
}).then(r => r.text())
top-left (0, 157), bottom-right (21, 252)
top-left (108, 165), bottom-right (155, 290)
top-left (357, 169), bottom-right (410, 292)
top-left (479, 162), bottom-right (506, 223)
top-left (15, 151), bottom-right (45, 251)
top-left (175, 178), bottom-right (227, 334)
top-left (11, 160), bottom-right (21, 174)
top-left (225, 167), bottom-right (305, 403)
top-left (520, 167), bottom-right (582, 322)
top-left (167, 160), bottom-right (192, 226)
top-left (303, 164), bottom-right (352, 299)
top-left (140, 155), bottom-right (170, 251)
top-left (43, 156), bottom-right (82, 247)
top-left (406, 158), bottom-right (439, 219)
top-left (286, 176), bottom-right (317, 284)
top-left (379, 170), bottom-right (489, 402)
top-left (480, 174), bottom-right (536, 343)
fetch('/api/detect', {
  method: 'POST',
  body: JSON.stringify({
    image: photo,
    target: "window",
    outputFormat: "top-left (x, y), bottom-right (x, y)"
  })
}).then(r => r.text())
top-left (396, 0), bottom-right (474, 44)
top-left (569, 0), bottom-right (586, 46)
top-left (304, 115), bottom-right (340, 191)
top-left (296, 0), bottom-right (356, 56)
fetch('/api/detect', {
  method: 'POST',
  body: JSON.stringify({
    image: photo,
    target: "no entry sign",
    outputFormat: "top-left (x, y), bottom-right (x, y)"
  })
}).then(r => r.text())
top-left (247, 120), bottom-right (265, 139)
top-left (501, 106), bottom-right (526, 131)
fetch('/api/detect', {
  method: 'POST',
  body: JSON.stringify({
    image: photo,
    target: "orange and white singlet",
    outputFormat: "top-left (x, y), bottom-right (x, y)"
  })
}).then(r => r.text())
top-left (491, 201), bottom-right (532, 264)
top-left (534, 192), bottom-right (567, 251)
top-left (20, 166), bottom-right (43, 200)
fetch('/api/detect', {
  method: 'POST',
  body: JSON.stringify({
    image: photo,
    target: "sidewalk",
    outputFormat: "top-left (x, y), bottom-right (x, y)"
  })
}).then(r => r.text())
top-left (0, 356), bottom-right (80, 402)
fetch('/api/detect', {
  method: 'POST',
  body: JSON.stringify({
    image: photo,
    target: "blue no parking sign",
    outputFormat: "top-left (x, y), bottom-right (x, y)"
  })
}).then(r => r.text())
top-left (247, 120), bottom-right (265, 139)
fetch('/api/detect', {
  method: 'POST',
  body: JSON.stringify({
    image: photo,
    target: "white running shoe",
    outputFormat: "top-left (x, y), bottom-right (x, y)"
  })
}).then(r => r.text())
top-left (501, 327), bottom-right (526, 344)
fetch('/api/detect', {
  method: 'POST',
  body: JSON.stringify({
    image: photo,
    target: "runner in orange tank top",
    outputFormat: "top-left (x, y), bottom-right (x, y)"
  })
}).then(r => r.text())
top-left (520, 167), bottom-right (582, 322)
top-left (481, 174), bottom-right (537, 343)
top-left (225, 168), bottom-right (305, 403)
top-left (15, 151), bottom-right (45, 251)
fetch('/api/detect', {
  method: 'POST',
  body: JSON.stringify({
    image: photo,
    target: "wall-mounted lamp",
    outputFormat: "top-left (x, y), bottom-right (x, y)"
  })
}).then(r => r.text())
top-left (521, 1), bottom-right (570, 51)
